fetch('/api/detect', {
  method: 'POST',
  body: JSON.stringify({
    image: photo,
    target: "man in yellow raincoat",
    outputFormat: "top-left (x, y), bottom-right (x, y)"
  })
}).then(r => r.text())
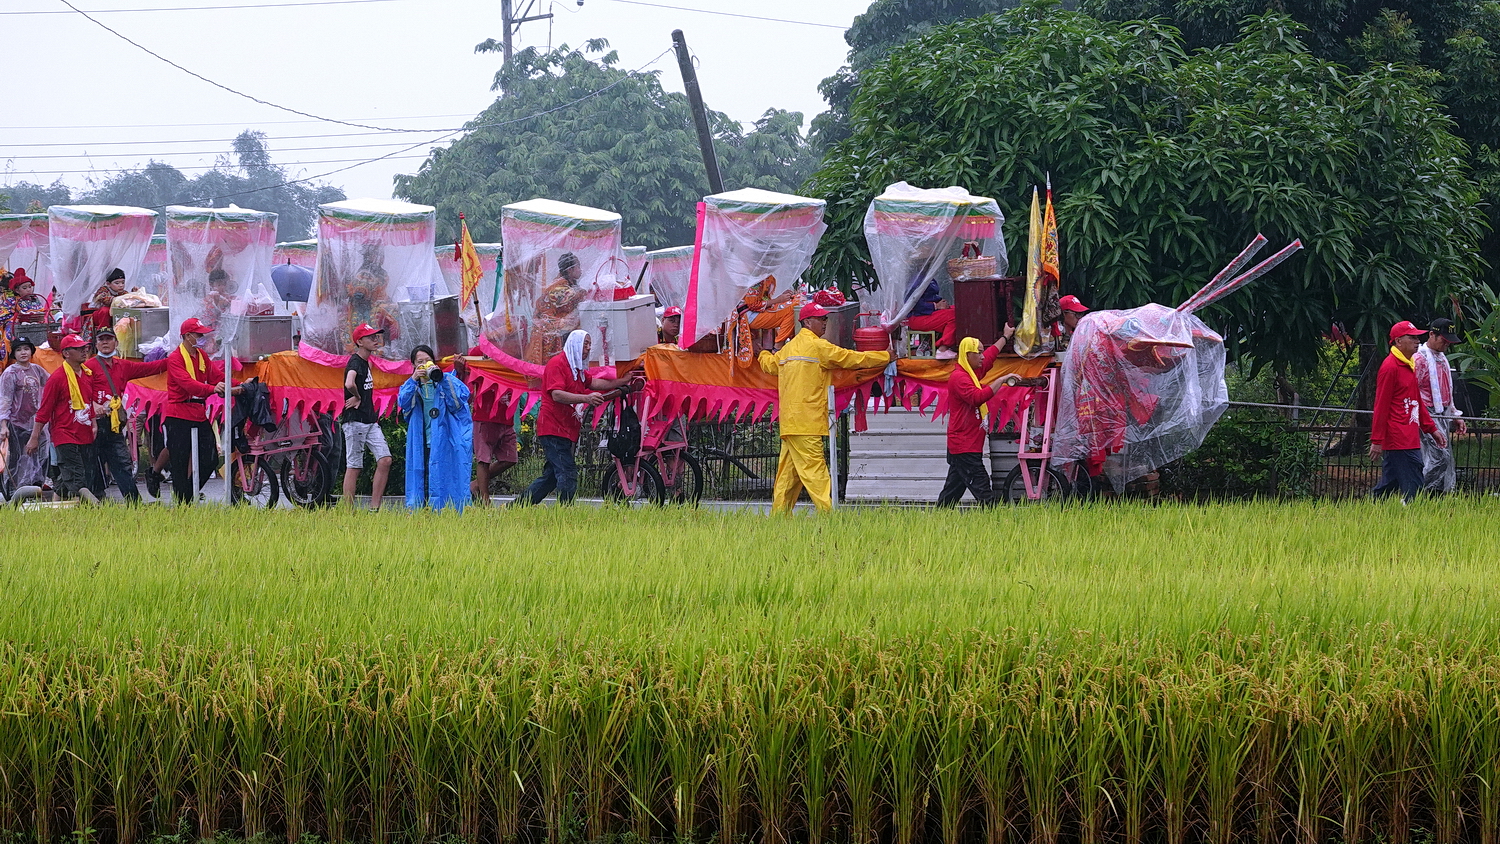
top-left (759, 302), bottom-right (893, 513)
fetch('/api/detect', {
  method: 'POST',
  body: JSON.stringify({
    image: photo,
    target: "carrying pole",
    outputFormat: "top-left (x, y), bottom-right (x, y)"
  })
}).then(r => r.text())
top-left (827, 385), bottom-right (839, 509)
top-left (671, 30), bottom-right (724, 194)
top-left (223, 340), bottom-right (233, 505)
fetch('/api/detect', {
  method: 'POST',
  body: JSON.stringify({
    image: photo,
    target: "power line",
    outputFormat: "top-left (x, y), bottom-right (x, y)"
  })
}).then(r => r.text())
top-left (3, 154), bottom-right (431, 177)
top-left (0, 131), bottom-right (444, 148)
top-left (2, 0), bottom-right (407, 14)
top-left (3, 113), bottom-right (477, 130)
top-left (55, 0), bottom-right (458, 133)
top-left (593, 0), bottom-right (844, 29)
top-left (2, 140), bottom-right (439, 159)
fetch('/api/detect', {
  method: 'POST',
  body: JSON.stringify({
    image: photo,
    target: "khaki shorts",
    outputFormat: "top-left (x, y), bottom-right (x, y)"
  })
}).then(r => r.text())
top-left (474, 420), bottom-right (518, 465)
top-left (341, 421), bottom-right (390, 469)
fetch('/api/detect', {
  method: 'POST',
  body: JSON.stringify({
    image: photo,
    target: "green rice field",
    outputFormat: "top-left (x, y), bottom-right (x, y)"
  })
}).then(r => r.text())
top-left (0, 501), bottom-right (1498, 844)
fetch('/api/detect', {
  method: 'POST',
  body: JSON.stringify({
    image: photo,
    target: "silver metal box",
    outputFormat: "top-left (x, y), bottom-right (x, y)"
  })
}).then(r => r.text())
top-left (113, 307), bottom-right (170, 358)
top-left (231, 315), bottom-right (295, 360)
top-left (821, 300), bottom-right (860, 349)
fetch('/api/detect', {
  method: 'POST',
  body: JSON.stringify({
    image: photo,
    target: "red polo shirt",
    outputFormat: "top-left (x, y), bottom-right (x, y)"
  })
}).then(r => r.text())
top-left (88, 355), bottom-right (169, 405)
top-left (165, 344), bottom-right (228, 422)
top-left (34, 363), bottom-right (98, 446)
top-left (1371, 352), bottom-right (1437, 451)
top-left (946, 346), bottom-right (1000, 454)
top-left (537, 352), bottom-right (590, 441)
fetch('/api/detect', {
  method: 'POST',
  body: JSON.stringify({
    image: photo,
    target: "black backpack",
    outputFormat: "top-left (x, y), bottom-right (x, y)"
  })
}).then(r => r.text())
top-left (607, 399), bottom-right (642, 462)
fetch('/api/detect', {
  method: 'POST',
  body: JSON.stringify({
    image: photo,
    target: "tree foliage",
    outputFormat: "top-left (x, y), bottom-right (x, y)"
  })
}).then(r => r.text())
top-left (812, 0), bottom-right (1028, 151)
top-left (394, 41), bottom-right (819, 249)
top-left (0, 132), bottom-right (344, 240)
top-left (806, 3), bottom-right (1486, 373)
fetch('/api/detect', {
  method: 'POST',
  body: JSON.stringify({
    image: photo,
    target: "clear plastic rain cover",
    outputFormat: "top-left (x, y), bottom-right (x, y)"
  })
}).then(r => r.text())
top-left (274, 239), bottom-right (318, 269)
top-left (623, 246), bottom-right (647, 291)
top-left (166, 206), bottom-right (277, 344)
top-left (682, 188), bottom-right (826, 347)
top-left (140, 234), bottom-right (169, 301)
top-left (0, 214), bottom-right (52, 294)
top-left (644, 245), bottom-right (692, 309)
top-left (490, 198), bottom-right (625, 364)
top-left (306, 198), bottom-right (444, 361)
top-left (1052, 237), bottom-right (1303, 490)
top-left (47, 206), bottom-right (156, 315)
top-left (862, 182), bottom-right (1006, 328)
top-left (436, 241), bottom-right (502, 306)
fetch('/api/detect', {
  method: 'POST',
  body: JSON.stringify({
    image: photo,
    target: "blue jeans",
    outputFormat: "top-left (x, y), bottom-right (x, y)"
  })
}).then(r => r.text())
top-left (1372, 447), bottom-right (1423, 502)
top-left (524, 435), bottom-right (579, 505)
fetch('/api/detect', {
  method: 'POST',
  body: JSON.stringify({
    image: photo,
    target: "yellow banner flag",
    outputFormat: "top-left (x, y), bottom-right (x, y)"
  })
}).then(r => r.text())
top-left (1013, 186), bottom-right (1044, 356)
top-left (457, 214), bottom-right (483, 308)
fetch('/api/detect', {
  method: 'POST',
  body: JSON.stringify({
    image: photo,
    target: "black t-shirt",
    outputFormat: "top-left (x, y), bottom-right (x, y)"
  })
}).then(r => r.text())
top-left (341, 354), bottom-right (377, 424)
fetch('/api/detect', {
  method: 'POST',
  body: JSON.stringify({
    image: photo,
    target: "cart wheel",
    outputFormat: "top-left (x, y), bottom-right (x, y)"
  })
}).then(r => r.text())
top-left (230, 456), bottom-right (280, 508)
top-left (1002, 464), bottom-right (1070, 504)
top-left (600, 459), bottom-right (667, 506)
top-left (656, 450), bottom-right (704, 505)
top-left (281, 451), bottom-right (332, 508)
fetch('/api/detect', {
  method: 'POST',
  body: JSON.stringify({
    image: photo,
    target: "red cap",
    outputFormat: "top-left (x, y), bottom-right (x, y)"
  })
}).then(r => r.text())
top-left (57, 334), bottom-right (88, 351)
top-left (1059, 294), bottom-right (1089, 313)
top-left (8, 268), bottom-right (33, 290)
top-left (180, 317), bottom-right (214, 335)
top-left (352, 323), bottom-right (384, 342)
top-left (799, 302), bottom-right (830, 321)
top-left (1389, 320), bottom-right (1425, 343)
top-left (662, 306), bottom-right (682, 318)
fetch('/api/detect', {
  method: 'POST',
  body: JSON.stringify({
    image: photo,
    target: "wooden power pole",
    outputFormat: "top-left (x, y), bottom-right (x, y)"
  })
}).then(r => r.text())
top-left (499, 0), bottom-right (553, 66)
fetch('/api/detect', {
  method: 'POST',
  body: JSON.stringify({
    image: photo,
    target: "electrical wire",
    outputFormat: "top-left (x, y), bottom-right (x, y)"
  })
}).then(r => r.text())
top-left (1, 0), bottom-right (408, 14)
top-left (592, 0), bottom-right (844, 29)
top-left (4, 154), bottom-right (431, 176)
top-left (54, 0), bottom-right (461, 133)
top-left (4, 113), bottom-right (477, 130)
top-left (4, 140), bottom-right (433, 159)
top-left (0, 131), bottom-right (444, 147)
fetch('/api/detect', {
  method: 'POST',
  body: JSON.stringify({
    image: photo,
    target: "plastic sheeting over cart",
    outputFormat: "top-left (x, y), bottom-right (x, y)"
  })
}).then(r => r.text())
top-left (862, 183), bottom-right (1006, 329)
top-left (1051, 236), bottom-right (1303, 490)
top-left (47, 205), bottom-right (156, 314)
top-left (165, 206), bottom-right (278, 344)
top-left (305, 198), bottom-right (444, 361)
top-left (681, 188), bottom-right (826, 348)
top-left (0, 214), bottom-right (52, 294)
top-left (644, 245), bottom-right (692, 310)
top-left (490, 198), bottom-right (625, 364)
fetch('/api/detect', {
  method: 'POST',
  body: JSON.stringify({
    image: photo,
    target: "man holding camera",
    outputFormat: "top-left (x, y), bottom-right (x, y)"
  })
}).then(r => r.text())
top-left (515, 328), bottom-right (639, 506)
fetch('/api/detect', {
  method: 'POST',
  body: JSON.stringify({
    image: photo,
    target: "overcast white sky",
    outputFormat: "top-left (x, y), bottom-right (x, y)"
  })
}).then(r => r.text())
top-left (1, 0), bottom-right (872, 206)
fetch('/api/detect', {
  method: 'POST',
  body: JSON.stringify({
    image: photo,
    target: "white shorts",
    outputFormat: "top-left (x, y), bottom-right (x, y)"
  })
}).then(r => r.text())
top-left (341, 421), bottom-right (390, 469)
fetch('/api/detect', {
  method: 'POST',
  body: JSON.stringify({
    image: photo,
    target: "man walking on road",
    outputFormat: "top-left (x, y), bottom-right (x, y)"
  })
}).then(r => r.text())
top-left (1371, 320), bottom-right (1446, 503)
top-left (758, 302), bottom-right (892, 514)
top-left (87, 329), bottom-right (167, 501)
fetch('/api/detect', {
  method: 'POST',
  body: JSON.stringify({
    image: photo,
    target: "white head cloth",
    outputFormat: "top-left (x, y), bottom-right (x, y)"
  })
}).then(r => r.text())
top-left (563, 329), bottom-right (589, 381)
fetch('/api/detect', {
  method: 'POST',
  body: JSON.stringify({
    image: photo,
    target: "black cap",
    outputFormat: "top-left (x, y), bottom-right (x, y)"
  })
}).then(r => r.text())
top-left (1430, 318), bottom-right (1460, 344)
top-left (94, 328), bottom-right (116, 339)
top-left (106, 267), bottom-right (125, 282)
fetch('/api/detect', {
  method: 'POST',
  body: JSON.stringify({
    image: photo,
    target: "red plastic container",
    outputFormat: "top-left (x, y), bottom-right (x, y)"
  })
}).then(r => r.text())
top-left (854, 326), bottom-right (890, 351)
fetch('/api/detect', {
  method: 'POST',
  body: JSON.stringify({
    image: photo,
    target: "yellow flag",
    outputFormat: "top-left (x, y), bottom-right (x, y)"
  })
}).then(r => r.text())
top-left (1014, 187), bottom-right (1044, 356)
top-left (457, 215), bottom-right (483, 308)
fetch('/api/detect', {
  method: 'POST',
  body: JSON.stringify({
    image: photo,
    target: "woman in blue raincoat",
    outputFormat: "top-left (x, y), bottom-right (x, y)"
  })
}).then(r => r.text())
top-left (398, 345), bottom-right (473, 511)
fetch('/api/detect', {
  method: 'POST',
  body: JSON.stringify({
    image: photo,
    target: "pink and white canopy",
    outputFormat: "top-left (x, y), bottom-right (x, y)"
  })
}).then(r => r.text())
top-left (47, 205), bottom-right (156, 314)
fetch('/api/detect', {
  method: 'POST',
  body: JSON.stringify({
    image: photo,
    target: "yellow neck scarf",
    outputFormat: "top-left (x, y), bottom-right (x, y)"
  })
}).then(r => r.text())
top-left (1390, 345), bottom-right (1416, 370)
top-left (956, 336), bottom-right (988, 420)
top-left (179, 344), bottom-right (201, 380)
top-left (63, 362), bottom-right (87, 411)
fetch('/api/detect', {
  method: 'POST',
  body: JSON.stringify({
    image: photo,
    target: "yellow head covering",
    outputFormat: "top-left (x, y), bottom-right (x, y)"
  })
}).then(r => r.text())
top-left (956, 336), bottom-right (988, 420)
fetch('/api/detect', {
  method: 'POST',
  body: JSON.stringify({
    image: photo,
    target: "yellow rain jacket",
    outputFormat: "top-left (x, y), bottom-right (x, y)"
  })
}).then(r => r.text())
top-left (758, 328), bottom-right (891, 436)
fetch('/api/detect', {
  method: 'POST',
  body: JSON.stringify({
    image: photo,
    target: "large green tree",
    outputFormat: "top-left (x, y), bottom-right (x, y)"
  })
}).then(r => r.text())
top-left (806, 3), bottom-right (1486, 373)
top-left (394, 41), bottom-right (818, 249)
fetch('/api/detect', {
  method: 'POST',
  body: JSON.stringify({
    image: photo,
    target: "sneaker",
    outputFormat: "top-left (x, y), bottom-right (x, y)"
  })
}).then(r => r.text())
top-left (145, 470), bottom-right (163, 499)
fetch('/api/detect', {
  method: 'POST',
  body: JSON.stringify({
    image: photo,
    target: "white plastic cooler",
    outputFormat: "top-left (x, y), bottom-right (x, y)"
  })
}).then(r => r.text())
top-left (577, 294), bottom-right (656, 365)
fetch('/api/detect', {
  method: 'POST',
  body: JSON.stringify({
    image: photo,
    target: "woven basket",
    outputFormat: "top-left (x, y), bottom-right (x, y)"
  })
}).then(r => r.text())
top-left (947, 242), bottom-right (995, 281)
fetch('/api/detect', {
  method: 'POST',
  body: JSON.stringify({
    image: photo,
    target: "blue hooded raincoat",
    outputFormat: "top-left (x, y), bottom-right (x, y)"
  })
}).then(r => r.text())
top-left (398, 371), bottom-right (474, 511)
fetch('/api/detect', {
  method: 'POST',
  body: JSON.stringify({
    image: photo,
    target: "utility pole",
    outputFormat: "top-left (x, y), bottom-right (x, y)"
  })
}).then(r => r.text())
top-left (672, 29), bottom-right (723, 194)
top-left (499, 0), bottom-right (553, 67)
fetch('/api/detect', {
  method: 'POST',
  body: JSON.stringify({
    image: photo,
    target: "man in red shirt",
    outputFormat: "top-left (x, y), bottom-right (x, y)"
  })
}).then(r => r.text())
top-left (87, 328), bottom-right (168, 501)
top-left (164, 318), bottom-right (241, 504)
top-left (938, 331), bottom-right (1011, 507)
top-left (26, 334), bottom-right (103, 501)
top-left (515, 329), bottom-right (636, 506)
top-left (1370, 320), bottom-right (1445, 502)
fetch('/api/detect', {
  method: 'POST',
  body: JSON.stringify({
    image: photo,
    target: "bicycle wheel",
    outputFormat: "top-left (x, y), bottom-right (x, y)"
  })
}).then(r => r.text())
top-left (600, 459), bottom-right (667, 506)
top-left (280, 450), bottom-right (332, 508)
top-left (655, 450), bottom-right (704, 505)
top-left (1002, 464), bottom-right (1070, 504)
top-left (230, 456), bottom-right (279, 508)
